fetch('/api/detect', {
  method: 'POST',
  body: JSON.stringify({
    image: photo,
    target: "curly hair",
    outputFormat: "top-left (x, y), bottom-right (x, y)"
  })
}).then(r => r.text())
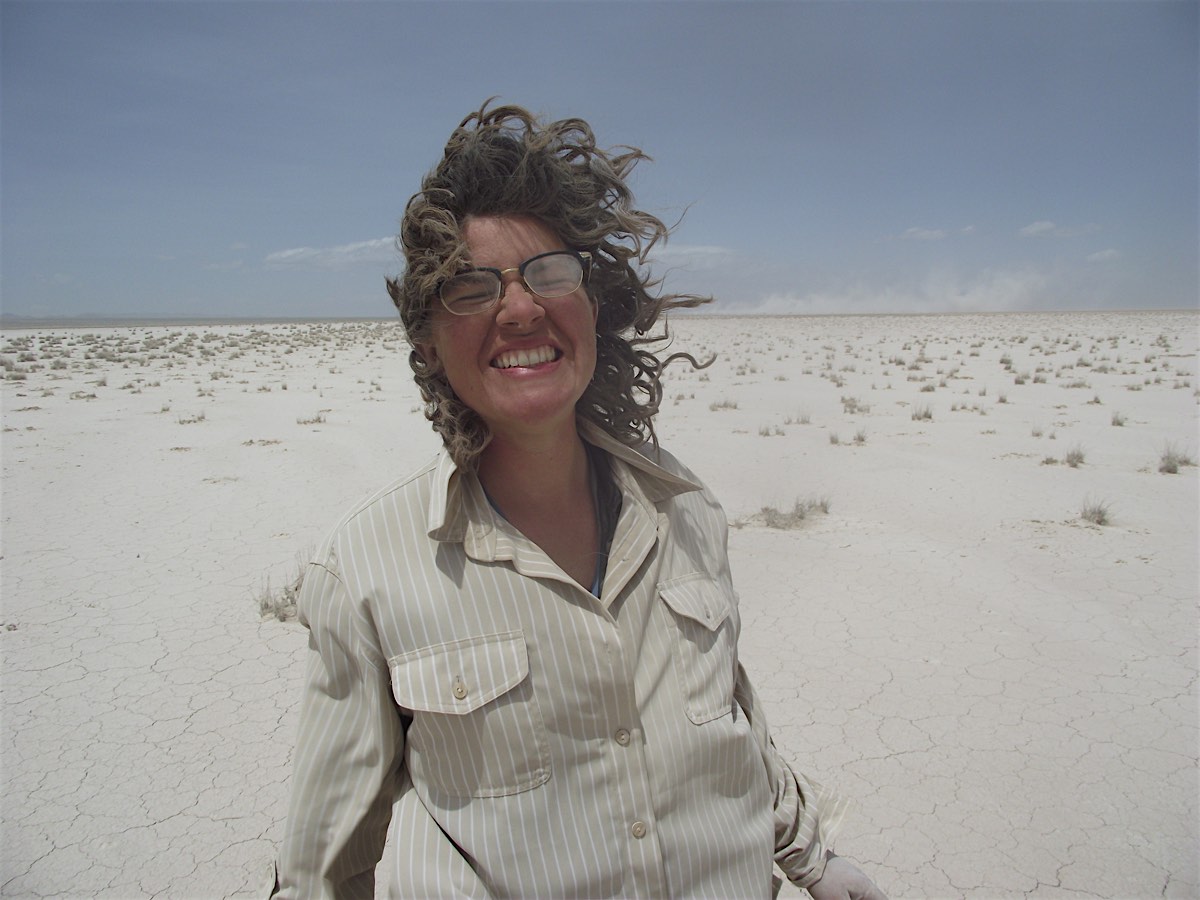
top-left (386, 100), bottom-right (711, 470)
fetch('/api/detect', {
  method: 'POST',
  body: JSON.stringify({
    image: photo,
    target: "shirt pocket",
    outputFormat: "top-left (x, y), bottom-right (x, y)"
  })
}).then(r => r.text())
top-left (658, 575), bottom-right (737, 725)
top-left (389, 631), bottom-right (551, 798)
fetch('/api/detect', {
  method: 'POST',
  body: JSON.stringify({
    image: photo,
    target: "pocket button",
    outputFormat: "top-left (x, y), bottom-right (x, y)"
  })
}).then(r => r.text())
top-left (614, 728), bottom-right (631, 746)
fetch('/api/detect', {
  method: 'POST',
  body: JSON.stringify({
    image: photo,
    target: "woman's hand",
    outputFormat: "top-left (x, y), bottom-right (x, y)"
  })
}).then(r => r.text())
top-left (807, 853), bottom-right (888, 900)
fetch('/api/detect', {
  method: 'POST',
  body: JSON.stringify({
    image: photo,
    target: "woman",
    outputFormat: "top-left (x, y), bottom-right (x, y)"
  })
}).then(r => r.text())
top-left (274, 102), bottom-right (884, 899)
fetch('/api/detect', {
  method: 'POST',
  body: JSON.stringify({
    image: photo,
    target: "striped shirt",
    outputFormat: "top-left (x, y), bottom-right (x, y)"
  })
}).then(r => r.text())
top-left (274, 421), bottom-right (847, 899)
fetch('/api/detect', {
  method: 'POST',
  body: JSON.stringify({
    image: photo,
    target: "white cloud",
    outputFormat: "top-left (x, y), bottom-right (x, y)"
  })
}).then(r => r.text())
top-left (264, 237), bottom-right (396, 269)
top-left (743, 266), bottom-right (1052, 315)
top-left (648, 244), bottom-right (739, 270)
top-left (1086, 248), bottom-right (1120, 263)
top-left (898, 227), bottom-right (947, 241)
top-left (1019, 220), bottom-right (1057, 237)
top-left (1019, 220), bottom-right (1101, 238)
top-left (960, 225), bottom-right (976, 235)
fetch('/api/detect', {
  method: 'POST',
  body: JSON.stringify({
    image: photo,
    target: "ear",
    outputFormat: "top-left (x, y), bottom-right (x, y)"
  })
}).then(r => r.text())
top-left (415, 341), bottom-right (439, 370)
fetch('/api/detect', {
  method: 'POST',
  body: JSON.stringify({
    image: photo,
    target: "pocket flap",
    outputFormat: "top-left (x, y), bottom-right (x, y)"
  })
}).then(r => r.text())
top-left (390, 631), bottom-right (528, 715)
top-left (659, 577), bottom-right (731, 632)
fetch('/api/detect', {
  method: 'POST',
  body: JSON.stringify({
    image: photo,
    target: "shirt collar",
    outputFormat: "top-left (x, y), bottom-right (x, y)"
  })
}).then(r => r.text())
top-left (426, 418), bottom-right (700, 544)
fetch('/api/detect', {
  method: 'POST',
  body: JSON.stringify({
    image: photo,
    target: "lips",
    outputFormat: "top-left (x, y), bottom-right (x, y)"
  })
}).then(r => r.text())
top-left (491, 345), bottom-right (561, 369)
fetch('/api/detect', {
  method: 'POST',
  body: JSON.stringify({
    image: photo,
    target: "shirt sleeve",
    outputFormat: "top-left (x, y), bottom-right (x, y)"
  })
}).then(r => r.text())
top-left (733, 662), bottom-right (851, 891)
top-left (273, 559), bottom-right (401, 900)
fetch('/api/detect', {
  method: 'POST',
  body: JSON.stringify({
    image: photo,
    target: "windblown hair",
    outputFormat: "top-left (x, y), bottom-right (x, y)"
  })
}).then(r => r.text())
top-left (386, 100), bottom-right (711, 470)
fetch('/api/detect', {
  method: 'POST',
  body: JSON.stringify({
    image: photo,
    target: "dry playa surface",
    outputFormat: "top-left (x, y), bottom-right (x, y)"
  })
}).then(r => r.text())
top-left (1, 310), bottom-right (1196, 899)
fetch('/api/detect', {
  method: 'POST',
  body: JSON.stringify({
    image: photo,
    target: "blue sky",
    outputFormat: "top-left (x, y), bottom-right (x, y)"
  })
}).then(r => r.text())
top-left (2, 1), bottom-right (1196, 319)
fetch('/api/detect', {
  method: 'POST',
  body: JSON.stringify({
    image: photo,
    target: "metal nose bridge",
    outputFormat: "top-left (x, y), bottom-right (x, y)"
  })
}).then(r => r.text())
top-left (495, 265), bottom-right (538, 300)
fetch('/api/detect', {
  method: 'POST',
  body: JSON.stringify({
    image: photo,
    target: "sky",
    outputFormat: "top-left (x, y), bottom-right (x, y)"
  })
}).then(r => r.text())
top-left (1, 0), bottom-right (1196, 320)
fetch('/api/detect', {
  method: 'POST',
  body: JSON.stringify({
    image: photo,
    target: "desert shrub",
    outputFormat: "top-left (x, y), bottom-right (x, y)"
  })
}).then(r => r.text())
top-left (760, 497), bottom-right (831, 529)
top-left (1111, 411), bottom-right (1126, 427)
top-left (911, 404), bottom-right (933, 421)
top-left (1065, 446), bottom-right (1086, 468)
top-left (257, 553), bottom-right (310, 622)
top-left (1080, 498), bottom-right (1112, 526)
top-left (1159, 443), bottom-right (1196, 474)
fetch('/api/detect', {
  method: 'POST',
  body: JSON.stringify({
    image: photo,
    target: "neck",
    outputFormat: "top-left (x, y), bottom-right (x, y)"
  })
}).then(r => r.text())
top-left (477, 418), bottom-right (590, 515)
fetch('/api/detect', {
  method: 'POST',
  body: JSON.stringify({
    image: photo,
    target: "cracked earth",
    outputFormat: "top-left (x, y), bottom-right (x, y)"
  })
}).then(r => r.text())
top-left (2, 313), bottom-right (1196, 898)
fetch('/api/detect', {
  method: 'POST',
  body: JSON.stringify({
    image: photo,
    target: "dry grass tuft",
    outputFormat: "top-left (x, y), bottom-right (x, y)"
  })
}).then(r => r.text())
top-left (1080, 497), bottom-right (1112, 526)
top-left (257, 552), bottom-right (311, 622)
top-left (1064, 445), bottom-right (1086, 468)
top-left (759, 497), bottom-right (832, 529)
top-left (1159, 443), bottom-right (1196, 474)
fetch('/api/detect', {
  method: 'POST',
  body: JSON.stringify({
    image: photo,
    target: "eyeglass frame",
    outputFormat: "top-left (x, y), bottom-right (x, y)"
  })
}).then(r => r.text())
top-left (436, 249), bottom-right (594, 316)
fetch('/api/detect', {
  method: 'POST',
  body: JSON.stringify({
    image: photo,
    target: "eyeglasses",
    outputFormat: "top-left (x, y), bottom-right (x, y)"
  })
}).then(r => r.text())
top-left (438, 250), bottom-right (593, 316)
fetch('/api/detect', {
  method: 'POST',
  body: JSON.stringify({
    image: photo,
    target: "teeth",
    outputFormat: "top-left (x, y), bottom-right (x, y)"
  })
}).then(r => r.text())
top-left (493, 346), bottom-right (556, 369)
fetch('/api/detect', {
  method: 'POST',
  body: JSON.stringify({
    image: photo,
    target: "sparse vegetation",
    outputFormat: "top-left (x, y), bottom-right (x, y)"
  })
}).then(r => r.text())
top-left (840, 395), bottom-right (869, 414)
top-left (911, 404), bottom-right (933, 421)
top-left (1159, 443), bottom-right (1196, 474)
top-left (759, 497), bottom-right (832, 529)
top-left (1080, 498), bottom-right (1112, 526)
top-left (257, 552), bottom-right (311, 622)
top-left (1065, 446), bottom-right (1086, 468)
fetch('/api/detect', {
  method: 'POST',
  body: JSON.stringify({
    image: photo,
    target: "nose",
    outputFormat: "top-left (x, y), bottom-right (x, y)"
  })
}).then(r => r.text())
top-left (495, 273), bottom-right (545, 329)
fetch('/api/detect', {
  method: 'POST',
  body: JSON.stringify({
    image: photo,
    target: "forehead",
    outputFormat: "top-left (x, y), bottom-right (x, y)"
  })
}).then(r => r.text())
top-left (461, 215), bottom-right (566, 267)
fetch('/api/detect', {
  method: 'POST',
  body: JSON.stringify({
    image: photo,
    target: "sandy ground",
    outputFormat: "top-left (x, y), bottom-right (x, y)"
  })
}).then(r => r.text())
top-left (1, 310), bottom-right (1196, 899)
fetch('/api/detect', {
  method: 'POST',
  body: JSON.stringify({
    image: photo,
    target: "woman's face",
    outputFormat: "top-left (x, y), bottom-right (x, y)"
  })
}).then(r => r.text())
top-left (419, 215), bottom-right (598, 447)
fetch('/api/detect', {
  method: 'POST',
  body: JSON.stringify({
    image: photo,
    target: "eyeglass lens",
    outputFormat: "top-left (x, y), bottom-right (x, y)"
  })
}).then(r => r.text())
top-left (441, 252), bottom-right (584, 314)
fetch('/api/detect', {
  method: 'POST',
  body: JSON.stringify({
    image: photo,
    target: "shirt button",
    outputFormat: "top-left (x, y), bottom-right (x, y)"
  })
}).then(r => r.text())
top-left (631, 821), bottom-right (647, 839)
top-left (452, 676), bottom-right (468, 700)
top-left (614, 728), bottom-right (631, 746)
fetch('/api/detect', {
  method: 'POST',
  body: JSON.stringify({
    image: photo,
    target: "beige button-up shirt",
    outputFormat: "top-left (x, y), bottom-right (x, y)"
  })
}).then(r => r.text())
top-left (275, 421), bottom-right (847, 899)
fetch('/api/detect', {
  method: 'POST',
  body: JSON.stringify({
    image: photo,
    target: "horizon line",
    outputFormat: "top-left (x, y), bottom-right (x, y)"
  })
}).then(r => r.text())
top-left (2, 305), bottom-right (1197, 331)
